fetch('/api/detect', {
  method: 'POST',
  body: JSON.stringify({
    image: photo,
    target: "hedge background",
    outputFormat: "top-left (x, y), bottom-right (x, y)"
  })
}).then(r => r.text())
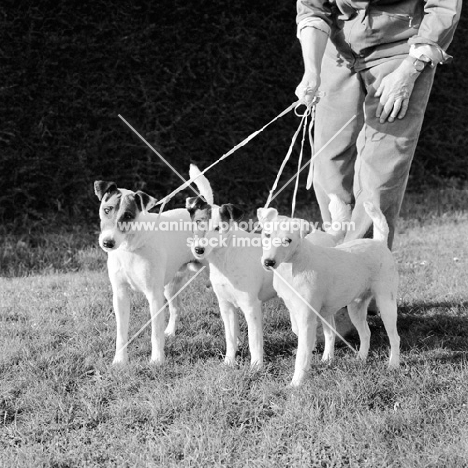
top-left (2, 0), bottom-right (467, 227)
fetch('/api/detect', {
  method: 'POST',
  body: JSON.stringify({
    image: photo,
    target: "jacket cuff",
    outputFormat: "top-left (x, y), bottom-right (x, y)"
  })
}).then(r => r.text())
top-left (408, 37), bottom-right (453, 64)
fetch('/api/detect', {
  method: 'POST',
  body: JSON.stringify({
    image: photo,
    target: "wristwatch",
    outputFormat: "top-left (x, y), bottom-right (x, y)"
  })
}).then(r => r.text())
top-left (413, 58), bottom-right (426, 72)
top-left (412, 54), bottom-right (431, 72)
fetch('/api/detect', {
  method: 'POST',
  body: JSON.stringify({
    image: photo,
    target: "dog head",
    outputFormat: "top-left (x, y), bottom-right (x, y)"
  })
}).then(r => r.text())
top-left (94, 180), bottom-right (157, 252)
top-left (257, 207), bottom-right (312, 270)
top-left (186, 196), bottom-right (243, 259)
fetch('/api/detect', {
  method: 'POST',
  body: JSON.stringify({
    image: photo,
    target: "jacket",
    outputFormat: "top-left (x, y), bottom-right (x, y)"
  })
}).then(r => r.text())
top-left (297, 0), bottom-right (462, 69)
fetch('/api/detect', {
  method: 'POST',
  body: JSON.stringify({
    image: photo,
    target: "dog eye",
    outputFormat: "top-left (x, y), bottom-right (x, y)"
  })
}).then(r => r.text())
top-left (264, 233), bottom-right (270, 239)
top-left (214, 226), bottom-right (220, 232)
top-left (122, 212), bottom-right (133, 220)
top-left (103, 207), bottom-right (112, 215)
top-left (284, 238), bottom-right (292, 244)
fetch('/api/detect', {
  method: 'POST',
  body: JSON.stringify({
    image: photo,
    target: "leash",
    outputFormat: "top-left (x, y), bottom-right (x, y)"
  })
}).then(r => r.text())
top-left (291, 105), bottom-right (313, 217)
top-left (153, 100), bottom-right (303, 208)
top-left (264, 99), bottom-right (317, 217)
top-left (264, 106), bottom-right (309, 213)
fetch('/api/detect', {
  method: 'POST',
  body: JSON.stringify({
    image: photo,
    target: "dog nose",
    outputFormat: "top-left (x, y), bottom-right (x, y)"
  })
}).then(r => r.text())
top-left (194, 246), bottom-right (205, 255)
top-left (264, 258), bottom-right (276, 268)
top-left (103, 239), bottom-right (115, 249)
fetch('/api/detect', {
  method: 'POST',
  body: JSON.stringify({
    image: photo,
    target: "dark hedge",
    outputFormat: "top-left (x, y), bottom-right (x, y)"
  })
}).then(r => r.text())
top-left (1, 0), bottom-right (467, 224)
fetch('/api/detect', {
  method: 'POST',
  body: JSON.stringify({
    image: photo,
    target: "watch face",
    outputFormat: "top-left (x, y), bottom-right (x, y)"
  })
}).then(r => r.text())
top-left (414, 59), bottom-right (425, 71)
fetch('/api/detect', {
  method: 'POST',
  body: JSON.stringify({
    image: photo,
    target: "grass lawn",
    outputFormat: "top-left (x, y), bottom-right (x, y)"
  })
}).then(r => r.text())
top-left (1, 190), bottom-right (468, 467)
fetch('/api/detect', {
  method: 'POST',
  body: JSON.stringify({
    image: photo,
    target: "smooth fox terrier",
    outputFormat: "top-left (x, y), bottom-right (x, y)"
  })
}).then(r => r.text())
top-left (187, 173), bottom-right (354, 369)
top-left (259, 201), bottom-right (400, 387)
top-left (94, 168), bottom-right (212, 365)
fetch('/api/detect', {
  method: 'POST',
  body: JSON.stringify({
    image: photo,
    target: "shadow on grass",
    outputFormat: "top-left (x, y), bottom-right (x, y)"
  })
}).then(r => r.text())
top-left (128, 300), bottom-right (468, 369)
top-left (362, 301), bottom-right (468, 360)
top-left (261, 301), bottom-right (468, 366)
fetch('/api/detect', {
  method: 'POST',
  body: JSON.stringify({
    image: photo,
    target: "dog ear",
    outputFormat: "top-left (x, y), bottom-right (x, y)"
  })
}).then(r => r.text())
top-left (257, 207), bottom-right (278, 224)
top-left (219, 204), bottom-right (244, 223)
top-left (186, 196), bottom-right (199, 213)
top-left (185, 196), bottom-right (208, 216)
top-left (94, 181), bottom-right (118, 201)
top-left (134, 191), bottom-right (157, 212)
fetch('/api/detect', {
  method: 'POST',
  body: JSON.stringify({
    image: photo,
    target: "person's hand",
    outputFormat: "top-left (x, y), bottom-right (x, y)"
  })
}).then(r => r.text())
top-left (295, 72), bottom-right (321, 105)
top-left (375, 59), bottom-right (420, 123)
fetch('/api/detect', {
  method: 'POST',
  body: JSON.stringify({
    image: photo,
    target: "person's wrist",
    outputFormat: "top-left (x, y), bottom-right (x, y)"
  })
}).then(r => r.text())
top-left (401, 56), bottom-right (425, 77)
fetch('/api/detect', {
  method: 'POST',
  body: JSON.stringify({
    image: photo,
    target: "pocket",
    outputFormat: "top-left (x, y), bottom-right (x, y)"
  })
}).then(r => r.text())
top-left (345, 3), bottom-right (423, 54)
top-left (368, 0), bottom-right (423, 32)
top-left (366, 9), bottom-right (421, 41)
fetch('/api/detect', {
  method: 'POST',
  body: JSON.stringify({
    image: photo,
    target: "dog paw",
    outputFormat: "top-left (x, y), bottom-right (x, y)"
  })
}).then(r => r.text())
top-left (224, 356), bottom-right (237, 367)
top-left (289, 371), bottom-right (307, 387)
top-left (249, 361), bottom-right (263, 372)
top-left (289, 378), bottom-right (303, 388)
top-left (112, 355), bottom-right (128, 365)
top-left (150, 355), bottom-right (166, 366)
top-left (357, 351), bottom-right (368, 362)
top-left (164, 323), bottom-right (177, 337)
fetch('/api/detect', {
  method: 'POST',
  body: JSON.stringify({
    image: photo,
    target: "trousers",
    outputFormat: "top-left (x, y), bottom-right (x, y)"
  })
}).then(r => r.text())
top-left (312, 40), bottom-right (436, 247)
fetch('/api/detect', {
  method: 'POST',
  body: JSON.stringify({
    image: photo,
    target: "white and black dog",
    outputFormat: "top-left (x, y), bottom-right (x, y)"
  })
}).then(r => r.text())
top-left (94, 168), bottom-right (212, 365)
top-left (186, 166), bottom-right (354, 369)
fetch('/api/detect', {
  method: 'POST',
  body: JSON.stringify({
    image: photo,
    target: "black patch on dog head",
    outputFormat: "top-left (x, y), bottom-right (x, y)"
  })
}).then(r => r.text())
top-left (186, 196), bottom-right (210, 217)
top-left (219, 204), bottom-right (244, 223)
top-left (134, 190), bottom-right (157, 212)
top-left (118, 194), bottom-right (138, 223)
top-left (94, 181), bottom-right (118, 201)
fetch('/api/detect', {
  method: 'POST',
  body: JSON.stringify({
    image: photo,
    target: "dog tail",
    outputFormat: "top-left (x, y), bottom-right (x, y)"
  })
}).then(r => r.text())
top-left (190, 164), bottom-right (214, 205)
top-left (363, 201), bottom-right (389, 243)
top-left (326, 194), bottom-right (352, 243)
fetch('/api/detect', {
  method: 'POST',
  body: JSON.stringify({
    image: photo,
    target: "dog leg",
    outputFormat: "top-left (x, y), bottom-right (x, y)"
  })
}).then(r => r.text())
top-left (218, 299), bottom-right (239, 366)
top-left (164, 268), bottom-right (188, 337)
top-left (347, 299), bottom-right (371, 362)
top-left (242, 300), bottom-right (264, 369)
top-left (289, 309), bottom-right (299, 336)
top-left (147, 289), bottom-right (167, 365)
top-left (291, 307), bottom-right (318, 387)
top-left (375, 294), bottom-right (400, 369)
top-left (112, 286), bottom-right (131, 364)
top-left (321, 314), bottom-right (336, 362)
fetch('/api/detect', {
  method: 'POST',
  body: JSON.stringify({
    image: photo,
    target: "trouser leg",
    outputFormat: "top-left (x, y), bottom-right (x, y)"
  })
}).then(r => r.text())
top-left (312, 41), bottom-right (365, 225)
top-left (345, 59), bottom-right (436, 247)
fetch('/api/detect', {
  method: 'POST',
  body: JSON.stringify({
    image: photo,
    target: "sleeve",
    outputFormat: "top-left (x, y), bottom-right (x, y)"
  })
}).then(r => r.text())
top-left (408, 0), bottom-right (462, 62)
top-left (409, 43), bottom-right (451, 66)
top-left (296, 0), bottom-right (334, 28)
top-left (297, 17), bottom-right (332, 39)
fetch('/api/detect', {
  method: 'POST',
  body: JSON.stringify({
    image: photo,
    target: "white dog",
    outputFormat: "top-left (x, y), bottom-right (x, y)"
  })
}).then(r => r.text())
top-left (94, 169), bottom-right (212, 365)
top-left (187, 169), bottom-right (354, 369)
top-left (258, 201), bottom-right (400, 386)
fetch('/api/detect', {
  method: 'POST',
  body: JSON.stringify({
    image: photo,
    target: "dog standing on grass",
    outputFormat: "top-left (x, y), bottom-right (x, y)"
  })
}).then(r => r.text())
top-left (187, 169), bottom-right (354, 369)
top-left (94, 170), bottom-right (212, 365)
top-left (259, 201), bottom-right (400, 387)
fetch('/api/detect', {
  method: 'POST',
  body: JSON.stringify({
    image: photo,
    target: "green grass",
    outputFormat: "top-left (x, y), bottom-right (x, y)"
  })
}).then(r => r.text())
top-left (1, 191), bottom-right (468, 467)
